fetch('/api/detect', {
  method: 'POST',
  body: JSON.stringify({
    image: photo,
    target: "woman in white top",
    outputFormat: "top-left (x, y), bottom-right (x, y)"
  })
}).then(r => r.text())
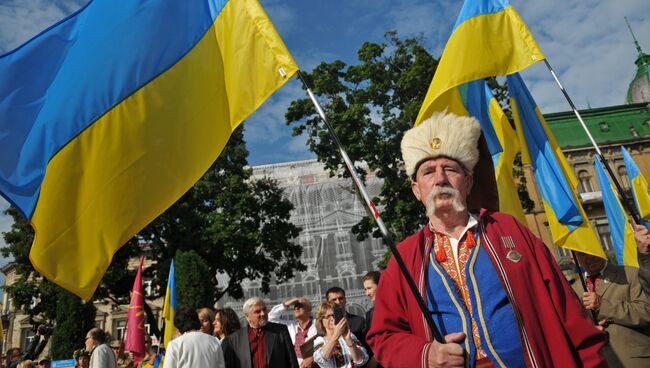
top-left (313, 301), bottom-right (368, 368)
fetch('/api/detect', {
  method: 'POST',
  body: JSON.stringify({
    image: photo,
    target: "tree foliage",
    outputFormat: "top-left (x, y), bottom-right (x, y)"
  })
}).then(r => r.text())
top-left (50, 288), bottom-right (97, 359)
top-left (286, 32), bottom-right (438, 244)
top-left (175, 250), bottom-right (213, 310)
top-left (286, 32), bottom-right (533, 257)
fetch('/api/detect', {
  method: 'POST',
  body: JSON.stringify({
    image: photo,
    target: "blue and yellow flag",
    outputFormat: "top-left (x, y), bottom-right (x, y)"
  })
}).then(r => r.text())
top-left (162, 260), bottom-right (176, 348)
top-left (459, 80), bottom-right (527, 224)
top-left (594, 156), bottom-right (638, 266)
top-left (0, 0), bottom-right (298, 300)
top-left (622, 146), bottom-right (650, 228)
top-left (508, 73), bottom-right (605, 258)
top-left (416, 0), bottom-right (544, 124)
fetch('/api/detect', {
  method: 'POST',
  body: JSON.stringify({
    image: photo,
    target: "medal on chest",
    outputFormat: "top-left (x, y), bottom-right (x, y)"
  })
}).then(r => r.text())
top-left (502, 236), bottom-right (522, 263)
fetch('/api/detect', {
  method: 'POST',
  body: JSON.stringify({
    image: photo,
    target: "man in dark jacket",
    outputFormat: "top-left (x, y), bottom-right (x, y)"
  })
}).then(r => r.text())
top-left (222, 297), bottom-right (298, 368)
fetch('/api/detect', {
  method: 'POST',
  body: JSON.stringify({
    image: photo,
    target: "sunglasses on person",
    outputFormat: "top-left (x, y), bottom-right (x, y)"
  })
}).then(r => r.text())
top-left (293, 303), bottom-right (304, 310)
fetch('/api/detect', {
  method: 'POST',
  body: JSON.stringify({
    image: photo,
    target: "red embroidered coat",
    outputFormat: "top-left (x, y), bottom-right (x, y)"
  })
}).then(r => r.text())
top-left (366, 210), bottom-right (606, 368)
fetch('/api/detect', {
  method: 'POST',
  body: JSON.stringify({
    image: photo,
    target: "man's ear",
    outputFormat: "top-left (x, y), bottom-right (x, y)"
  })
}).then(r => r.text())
top-left (411, 179), bottom-right (422, 201)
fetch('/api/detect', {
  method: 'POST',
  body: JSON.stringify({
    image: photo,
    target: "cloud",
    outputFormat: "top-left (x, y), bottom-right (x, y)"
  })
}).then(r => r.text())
top-left (515, 0), bottom-right (650, 111)
top-left (0, 0), bottom-right (87, 53)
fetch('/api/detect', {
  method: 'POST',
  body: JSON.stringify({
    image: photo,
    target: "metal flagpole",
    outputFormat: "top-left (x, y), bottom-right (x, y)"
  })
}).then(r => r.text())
top-left (295, 70), bottom-right (445, 343)
top-left (542, 59), bottom-right (642, 224)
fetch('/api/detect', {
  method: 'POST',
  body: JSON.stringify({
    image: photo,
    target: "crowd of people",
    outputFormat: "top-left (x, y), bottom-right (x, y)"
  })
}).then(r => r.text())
top-left (2, 275), bottom-right (382, 368)
top-left (3, 112), bottom-right (650, 367)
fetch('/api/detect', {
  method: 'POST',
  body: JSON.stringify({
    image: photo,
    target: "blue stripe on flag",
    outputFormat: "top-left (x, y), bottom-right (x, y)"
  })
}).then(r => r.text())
top-left (0, 0), bottom-right (228, 218)
top-left (508, 73), bottom-right (582, 228)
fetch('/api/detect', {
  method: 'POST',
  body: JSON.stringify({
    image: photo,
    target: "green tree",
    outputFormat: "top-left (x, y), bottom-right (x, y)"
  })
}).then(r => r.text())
top-left (175, 250), bottom-right (213, 309)
top-left (50, 287), bottom-right (97, 359)
top-left (286, 32), bottom-right (438, 244)
top-left (286, 32), bottom-right (533, 263)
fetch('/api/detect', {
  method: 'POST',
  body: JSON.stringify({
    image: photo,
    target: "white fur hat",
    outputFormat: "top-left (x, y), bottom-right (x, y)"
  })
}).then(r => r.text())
top-left (401, 112), bottom-right (482, 177)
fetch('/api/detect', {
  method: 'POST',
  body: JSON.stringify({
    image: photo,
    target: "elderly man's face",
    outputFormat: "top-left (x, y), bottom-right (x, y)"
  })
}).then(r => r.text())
top-left (575, 252), bottom-right (607, 276)
top-left (245, 302), bottom-right (268, 329)
top-left (292, 299), bottom-right (311, 320)
top-left (84, 332), bottom-right (95, 352)
top-left (412, 157), bottom-right (472, 217)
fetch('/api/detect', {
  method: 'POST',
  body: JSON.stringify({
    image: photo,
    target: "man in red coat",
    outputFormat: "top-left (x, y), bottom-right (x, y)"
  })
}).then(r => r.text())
top-left (366, 112), bottom-right (606, 368)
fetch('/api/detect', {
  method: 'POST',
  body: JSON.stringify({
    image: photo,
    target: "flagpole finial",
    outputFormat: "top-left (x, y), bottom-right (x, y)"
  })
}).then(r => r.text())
top-left (624, 16), bottom-right (644, 56)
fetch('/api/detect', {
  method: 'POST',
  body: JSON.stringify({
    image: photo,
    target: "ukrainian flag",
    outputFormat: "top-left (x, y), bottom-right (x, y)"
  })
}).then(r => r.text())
top-left (508, 73), bottom-right (605, 258)
top-left (622, 146), bottom-right (650, 228)
top-left (594, 156), bottom-right (638, 266)
top-left (416, 0), bottom-right (544, 124)
top-left (459, 80), bottom-right (527, 224)
top-left (0, 0), bottom-right (298, 300)
top-left (162, 260), bottom-right (176, 348)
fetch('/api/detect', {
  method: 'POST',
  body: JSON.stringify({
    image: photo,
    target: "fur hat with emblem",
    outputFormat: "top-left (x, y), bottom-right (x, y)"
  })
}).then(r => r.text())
top-left (401, 112), bottom-right (482, 177)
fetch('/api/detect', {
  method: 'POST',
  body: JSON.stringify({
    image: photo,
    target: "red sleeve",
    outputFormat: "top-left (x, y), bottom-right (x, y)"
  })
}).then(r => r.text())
top-left (366, 254), bottom-right (432, 368)
top-left (523, 221), bottom-right (607, 368)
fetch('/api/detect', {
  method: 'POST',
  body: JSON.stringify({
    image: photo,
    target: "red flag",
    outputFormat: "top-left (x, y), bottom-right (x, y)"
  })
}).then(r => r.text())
top-left (125, 256), bottom-right (146, 363)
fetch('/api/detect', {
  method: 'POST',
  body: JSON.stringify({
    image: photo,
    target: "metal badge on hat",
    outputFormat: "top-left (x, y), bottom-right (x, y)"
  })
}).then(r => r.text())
top-left (430, 137), bottom-right (442, 150)
top-left (501, 236), bottom-right (522, 263)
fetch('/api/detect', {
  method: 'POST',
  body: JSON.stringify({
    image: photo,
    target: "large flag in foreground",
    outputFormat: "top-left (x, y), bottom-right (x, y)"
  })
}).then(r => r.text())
top-left (460, 80), bottom-right (527, 224)
top-left (594, 157), bottom-right (638, 266)
top-left (622, 147), bottom-right (650, 228)
top-left (416, 0), bottom-right (544, 124)
top-left (0, 0), bottom-right (298, 299)
top-left (508, 73), bottom-right (605, 258)
top-left (125, 256), bottom-right (146, 363)
top-left (162, 260), bottom-right (176, 348)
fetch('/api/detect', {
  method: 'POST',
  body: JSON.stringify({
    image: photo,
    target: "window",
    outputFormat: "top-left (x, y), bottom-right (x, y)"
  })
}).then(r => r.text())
top-left (21, 328), bottom-right (35, 350)
top-left (618, 166), bottom-right (629, 189)
top-left (578, 170), bottom-right (593, 193)
top-left (595, 223), bottom-right (613, 252)
top-left (336, 232), bottom-right (350, 256)
top-left (143, 279), bottom-right (153, 297)
top-left (599, 121), bottom-right (610, 132)
top-left (114, 319), bottom-right (127, 341)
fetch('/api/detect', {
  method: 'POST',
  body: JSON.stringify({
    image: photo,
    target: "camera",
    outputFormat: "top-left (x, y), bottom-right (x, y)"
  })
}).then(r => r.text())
top-left (32, 323), bottom-right (54, 336)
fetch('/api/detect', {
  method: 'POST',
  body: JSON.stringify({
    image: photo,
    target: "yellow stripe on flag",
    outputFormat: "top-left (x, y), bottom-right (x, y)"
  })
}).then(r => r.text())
top-left (30, 0), bottom-right (298, 300)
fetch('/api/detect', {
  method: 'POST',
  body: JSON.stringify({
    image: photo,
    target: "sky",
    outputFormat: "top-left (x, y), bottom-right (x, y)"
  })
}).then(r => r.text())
top-left (0, 0), bottom-right (649, 270)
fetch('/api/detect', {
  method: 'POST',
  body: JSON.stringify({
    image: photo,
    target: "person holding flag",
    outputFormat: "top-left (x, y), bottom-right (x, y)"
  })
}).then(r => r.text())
top-left (366, 112), bottom-right (605, 368)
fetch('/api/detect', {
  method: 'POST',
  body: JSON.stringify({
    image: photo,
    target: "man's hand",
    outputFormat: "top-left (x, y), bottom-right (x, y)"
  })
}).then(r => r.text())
top-left (582, 291), bottom-right (602, 310)
top-left (427, 332), bottom-right (465, 368)
top-left (300, 356), bottom-right (314, 368)
top-left (633, 223), bottom-right (650, 253)
top-left (283, 297), bottom-right (300, 308)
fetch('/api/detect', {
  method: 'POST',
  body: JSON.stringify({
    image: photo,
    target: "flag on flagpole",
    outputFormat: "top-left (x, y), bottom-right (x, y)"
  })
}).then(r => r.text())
top-left (460, 80), bottom-right (527, 224)
top-left (0, 0), bottom-right (299, 300)
top-left (508, 73), bottom-right (605, 258)
top-left (622, 146), bottom-right (650, 228)
top-left (162, 260), bottom-right (176, 348)
top-left (416, 0), bottom-right (544, 124)
top-left (594, 156), bottom-right (638, 266)
top-left (125, 256), bottom-right (146, 363)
